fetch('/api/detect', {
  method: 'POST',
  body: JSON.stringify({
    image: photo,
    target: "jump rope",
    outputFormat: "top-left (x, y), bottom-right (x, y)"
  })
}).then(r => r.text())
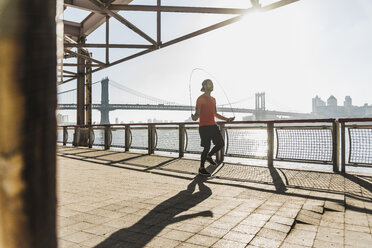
top-left (188, 68), bottom-right (236, 119)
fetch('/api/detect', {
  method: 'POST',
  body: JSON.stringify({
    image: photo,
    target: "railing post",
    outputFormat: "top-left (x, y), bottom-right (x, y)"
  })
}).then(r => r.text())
top-left (73, 127), bottom-right (79, 147)
top-left (267, 122), bottom-right (274, 167)
top-left (179, 124), bottom-right (185, 158)
top-left (148, 124), bottom-right (155, 155)
top-left (104, 126), bottom-right (111, 150)
top-left (332, 120), bottom-right (340, 172)
top-left (63, 126), bottom-right (67, 146)
top-left (341, 121), bottom-right (346, 172)
top-left (216, 123), bottom-right (225, 164)
top-left (88, 125), bottom-right (93, 148)
top-left (125, 125), bottom-right (130, 151)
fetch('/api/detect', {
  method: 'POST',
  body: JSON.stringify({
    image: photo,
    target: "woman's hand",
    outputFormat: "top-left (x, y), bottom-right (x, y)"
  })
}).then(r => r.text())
top-left (226, 117), bottom-right (235, 122)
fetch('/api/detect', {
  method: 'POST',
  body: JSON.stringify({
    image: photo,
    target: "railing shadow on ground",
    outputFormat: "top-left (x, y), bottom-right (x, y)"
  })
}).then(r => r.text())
top-left (342, 173), bottom-right (372, 194)
top-left (268, 166), bottom-right (287, 193)
top-left (95, 175), bottom-right (213, 248)
top-left (58, 148), bottom-right (372, 213)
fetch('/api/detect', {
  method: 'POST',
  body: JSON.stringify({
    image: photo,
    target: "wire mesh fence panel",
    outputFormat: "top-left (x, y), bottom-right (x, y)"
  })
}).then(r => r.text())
top-left (66, 128), bottom-right (74, 144)
top-left (276, 128), bottom-right (333, 162)
top-left (92, 128), bottom-right (105, 146)
top-left (111, 128), bottom-right (125, 147)
top-left (185, 128), bottom-right (203, 154)
top-left (155, 128), bottom-right (179, 152)
top-left (226, 128), bottom-right (267, 159)
top-left (349, 128), bottom-right (372, 165)
top-left (57, 128), bottom-right (63, 143)
top-left (130, 128), bottom-right (148, 149)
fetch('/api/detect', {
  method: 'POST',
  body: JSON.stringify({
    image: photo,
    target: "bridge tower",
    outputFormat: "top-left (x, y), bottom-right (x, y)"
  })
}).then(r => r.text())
top-left (100, 77), bottom-right (110, 124)
top-left (255, 92), bottom-right (266, 120)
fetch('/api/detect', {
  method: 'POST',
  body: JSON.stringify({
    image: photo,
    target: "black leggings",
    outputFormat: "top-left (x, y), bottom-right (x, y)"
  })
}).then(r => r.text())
top-left (199, 125), bottom-right (224, 167)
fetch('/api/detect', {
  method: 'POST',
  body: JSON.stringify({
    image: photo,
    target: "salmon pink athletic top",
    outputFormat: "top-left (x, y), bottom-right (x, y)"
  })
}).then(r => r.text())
top-left (196, 94), bottom-right (216, 127)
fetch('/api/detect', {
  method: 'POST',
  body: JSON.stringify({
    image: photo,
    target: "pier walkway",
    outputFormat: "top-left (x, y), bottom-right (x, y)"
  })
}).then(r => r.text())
top-left (57, 147), bottom-right (372, 248)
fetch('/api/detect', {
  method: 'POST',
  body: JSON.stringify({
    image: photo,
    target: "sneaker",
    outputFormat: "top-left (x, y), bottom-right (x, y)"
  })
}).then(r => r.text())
top-left (199, 168), bottom-right (211, 177)
top-left (206, 156), bottom-right (217, 165)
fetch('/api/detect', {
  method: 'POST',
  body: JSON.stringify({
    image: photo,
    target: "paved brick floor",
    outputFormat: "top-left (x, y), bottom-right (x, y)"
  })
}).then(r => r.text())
top-left (57, 147), bottom-right (372, 248)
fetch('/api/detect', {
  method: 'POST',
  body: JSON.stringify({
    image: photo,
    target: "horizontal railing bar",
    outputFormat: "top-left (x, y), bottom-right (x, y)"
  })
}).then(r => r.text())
top-left (345, 125), bottom-right (372, 129)
top-left (345, 163), bottom-right (372, 168)
top-left (110, 145), bottom-right (125, 148)
top-left (275, 125), bottom-right (332, 129)
top-left (226, 154), bottom-right (267, 160)
top-left (339, 118), bottom-right (372, 123)
top-left (130, 146), bottom-right (148, 150)
top-left (155, 148), bottom-right (179, 152)
top-left (225, 126), bottom-right (267, 130)
top-left (155, 127), bottom-right (179, 130)
top-left (58, 118), bottom-right (339, 128)
top-left (274, 158), bottom-right (332, 165)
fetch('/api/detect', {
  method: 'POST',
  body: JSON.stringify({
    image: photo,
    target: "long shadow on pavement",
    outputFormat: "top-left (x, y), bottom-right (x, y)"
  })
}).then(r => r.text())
top-left (95, 175), bottom-right (213, 248)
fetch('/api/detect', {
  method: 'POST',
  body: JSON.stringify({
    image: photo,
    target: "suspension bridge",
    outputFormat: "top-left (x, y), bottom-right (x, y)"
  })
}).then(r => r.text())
top-left (57, 78), bottom-right (310, 124)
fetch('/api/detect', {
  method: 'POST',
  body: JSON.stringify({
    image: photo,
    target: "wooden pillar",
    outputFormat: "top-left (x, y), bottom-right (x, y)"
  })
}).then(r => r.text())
top-left (0, 0), bottom-right (57, 247)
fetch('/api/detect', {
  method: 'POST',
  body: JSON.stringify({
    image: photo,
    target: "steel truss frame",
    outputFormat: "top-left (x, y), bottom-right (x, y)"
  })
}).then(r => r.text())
top-left (61, 0), bottom-right (300, 84)
top-left (60, 0), bottom-right (300, 125)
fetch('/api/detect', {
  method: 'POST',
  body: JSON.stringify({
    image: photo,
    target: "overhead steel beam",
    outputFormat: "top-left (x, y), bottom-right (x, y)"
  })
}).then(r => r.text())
top-left (91, 48), bottom-right (155, 73)
top-left (61, 77), bottom-right (77, 85)
top-left (62, 70), bottom-right (77, 75)
top-left (161, 0), bottom-right (299, 48)
top-left (64, 0), bottom-right (103, 13)
top-left (110, 5), bottom-right (253, 14)
top-left (64, 20), bottom-right (81, 39)
top-left (64, 49), bottom-right (106, 65)
top-left (64, 43), bottom-right (153, 48)
top-left (80, 0), bottom-right (133, 37)
top-left (61, 63), bottom-right (102, 67)
top-left (87, 0), bottom-right (157, 46)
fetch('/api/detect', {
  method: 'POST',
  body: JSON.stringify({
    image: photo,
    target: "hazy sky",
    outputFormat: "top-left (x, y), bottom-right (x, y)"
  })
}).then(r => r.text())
top-left (59, 0), bottom-right (372, 123)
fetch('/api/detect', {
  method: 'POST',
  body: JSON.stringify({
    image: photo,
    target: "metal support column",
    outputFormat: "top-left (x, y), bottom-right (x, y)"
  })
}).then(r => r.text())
top-left (63, 126), bottom-right (67, 146)
top-left (148, 125), bottom-right (155, 154)
top-left (77, 37), bottom-right (86, 125)
top-left (179, 124), bottom-right (185, 158)
top-left (125, 125), bottom-right (130, 151)
top-left (267, 122), bottom-right (274, 167)
top-left (341, 122), bottom-right (346, 172)
top-left (85, 54), bottom-right (92, 125)
top-left (105, 15), bottom-right (109, 64)
top-left (332, 121), bottom-right (340, 172)
top-left (216, 123), bottom-right (225, 164)
top-left (104, 126), bottom-right (111, 150)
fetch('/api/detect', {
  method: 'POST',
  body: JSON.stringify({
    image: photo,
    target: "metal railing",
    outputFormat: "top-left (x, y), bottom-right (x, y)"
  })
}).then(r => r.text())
top-left (339, 118), bottom-right (372, 172)
top-left (57, 118), bottom-right (372, 172)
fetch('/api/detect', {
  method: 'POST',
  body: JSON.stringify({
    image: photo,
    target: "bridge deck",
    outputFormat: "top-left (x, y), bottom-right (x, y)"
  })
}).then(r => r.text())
top-left (57, 146), bottom-right (372, 248)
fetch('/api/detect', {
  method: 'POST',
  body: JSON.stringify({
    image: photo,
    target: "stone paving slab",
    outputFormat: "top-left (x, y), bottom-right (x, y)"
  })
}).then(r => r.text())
top-left (57, 147), bottom-right (372, 248)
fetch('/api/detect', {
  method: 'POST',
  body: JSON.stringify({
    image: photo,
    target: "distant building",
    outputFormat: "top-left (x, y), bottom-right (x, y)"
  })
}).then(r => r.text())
top-left (312, 95), bottom-right (372, 118)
